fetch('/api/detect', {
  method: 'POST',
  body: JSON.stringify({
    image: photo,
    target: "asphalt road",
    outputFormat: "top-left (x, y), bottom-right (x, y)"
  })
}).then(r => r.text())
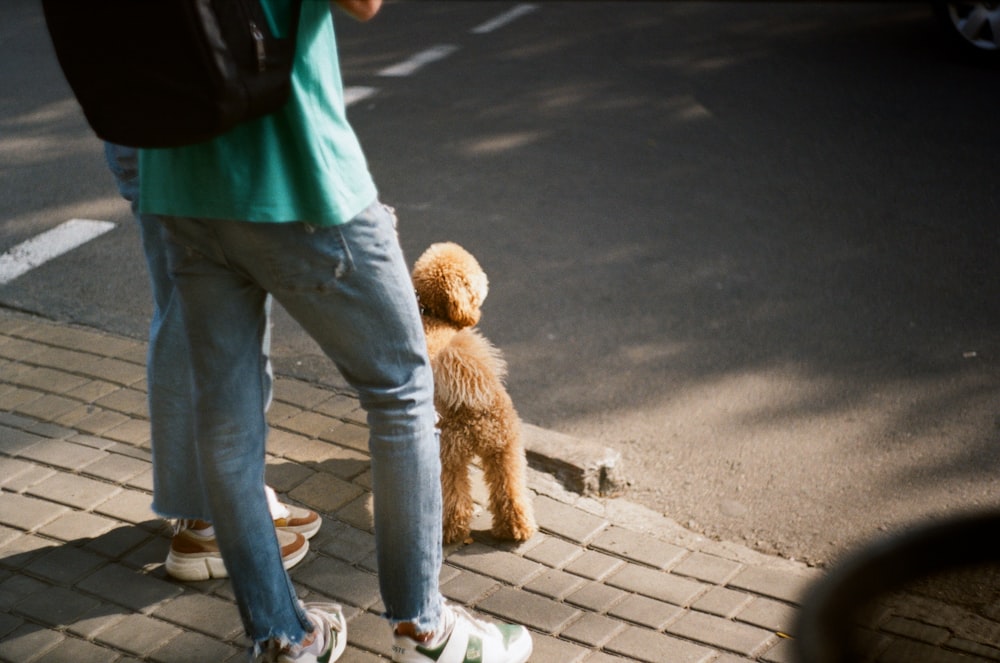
top-left (2, 1), bottom-right (999, 567)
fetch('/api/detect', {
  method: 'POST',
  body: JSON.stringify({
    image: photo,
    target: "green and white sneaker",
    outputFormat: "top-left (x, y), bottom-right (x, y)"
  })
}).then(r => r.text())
top-left (275, 603), bottom-right (347, 663)
top-left (391, 603), bottom-right (532, 663)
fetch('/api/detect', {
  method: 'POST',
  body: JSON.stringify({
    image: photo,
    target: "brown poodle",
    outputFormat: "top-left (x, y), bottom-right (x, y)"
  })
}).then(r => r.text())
top-left (412, 242), bottom-right (537, 545)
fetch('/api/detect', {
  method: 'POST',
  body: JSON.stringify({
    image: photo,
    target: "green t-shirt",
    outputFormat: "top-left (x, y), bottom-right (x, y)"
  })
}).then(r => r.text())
top-left (138, 1), bottom-right (377, 226)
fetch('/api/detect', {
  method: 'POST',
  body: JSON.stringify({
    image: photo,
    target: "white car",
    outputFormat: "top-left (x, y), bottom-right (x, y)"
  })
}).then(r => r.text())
top-left (932, 1), bottom-right (1000, 63)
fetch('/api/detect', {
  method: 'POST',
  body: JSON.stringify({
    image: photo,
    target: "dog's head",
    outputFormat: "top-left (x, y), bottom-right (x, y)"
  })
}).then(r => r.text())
top-left (412, 242), bottom-right (488, 329)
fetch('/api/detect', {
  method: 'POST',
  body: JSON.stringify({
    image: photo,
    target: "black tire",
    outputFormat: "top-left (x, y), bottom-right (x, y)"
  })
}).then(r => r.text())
top-left (931, 1), bottom-right (1000, 65)
top-left (794, 509), bottom-right (1000, 663)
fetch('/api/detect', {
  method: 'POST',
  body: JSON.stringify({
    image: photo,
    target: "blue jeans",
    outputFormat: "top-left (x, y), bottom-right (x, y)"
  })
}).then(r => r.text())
top-left (160, 203), bottom-right (444, 646)
top-left (103, 143), bottom-right (274, 519)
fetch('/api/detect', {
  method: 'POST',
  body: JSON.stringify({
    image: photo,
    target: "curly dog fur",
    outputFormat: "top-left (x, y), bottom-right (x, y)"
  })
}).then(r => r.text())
top-left (413, 242), bottom-right (537, 545)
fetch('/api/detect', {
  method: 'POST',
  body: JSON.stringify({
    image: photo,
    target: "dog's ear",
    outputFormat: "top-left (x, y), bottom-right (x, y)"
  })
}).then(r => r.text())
top-left (413, 243), bottom-right (488, 327)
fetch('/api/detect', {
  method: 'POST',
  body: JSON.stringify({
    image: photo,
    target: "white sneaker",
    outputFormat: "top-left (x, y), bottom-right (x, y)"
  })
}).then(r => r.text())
top-left (391, 603), bottom-right (532, 663)
top-left (276, 603), bottom-right (347, 663)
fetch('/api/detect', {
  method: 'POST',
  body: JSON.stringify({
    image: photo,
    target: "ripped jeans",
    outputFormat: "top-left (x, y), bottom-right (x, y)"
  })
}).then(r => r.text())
top-left (159, 202), bottom-right (444, 648)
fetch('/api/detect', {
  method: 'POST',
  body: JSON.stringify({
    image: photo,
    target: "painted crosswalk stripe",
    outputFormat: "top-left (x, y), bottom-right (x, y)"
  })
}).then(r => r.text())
top-left (378, 44), bottom-right (459, 77)
top-left (0, 218), bottom-right (115, 286)
top-left (345, 86), bottom-right (377, 107)
top-left (471, 3), bottom-right (538, 34)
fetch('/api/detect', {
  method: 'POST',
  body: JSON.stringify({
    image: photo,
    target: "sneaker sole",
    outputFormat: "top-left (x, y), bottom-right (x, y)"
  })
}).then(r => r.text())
top-left (166, 540), bottom-right (310, 581)
top-left (278, 517), bottom-right (322, 540)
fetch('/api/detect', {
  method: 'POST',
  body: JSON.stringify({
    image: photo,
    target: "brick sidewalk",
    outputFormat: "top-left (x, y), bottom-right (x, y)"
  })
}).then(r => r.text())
top-left (0, 310), bottom-right (824, 662)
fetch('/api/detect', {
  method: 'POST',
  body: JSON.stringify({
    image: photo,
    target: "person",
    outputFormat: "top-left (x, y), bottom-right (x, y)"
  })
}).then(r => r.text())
top-left (104, 142), bottom-right (322, 583)
top-left (135, 1), bottom-right (534, 662)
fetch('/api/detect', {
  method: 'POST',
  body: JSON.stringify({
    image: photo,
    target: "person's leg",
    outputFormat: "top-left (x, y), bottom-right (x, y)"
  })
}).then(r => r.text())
top-left (159, 216), bottom-right (312, 648)
top-left (103, 143), bottom-right (210, 517)
top-left (203, 203), bottom-right (444, 631)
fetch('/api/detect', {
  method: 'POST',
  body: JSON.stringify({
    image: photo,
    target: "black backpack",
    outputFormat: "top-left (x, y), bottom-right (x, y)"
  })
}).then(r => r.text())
top-left (41, 0), bottom-right (303, 148)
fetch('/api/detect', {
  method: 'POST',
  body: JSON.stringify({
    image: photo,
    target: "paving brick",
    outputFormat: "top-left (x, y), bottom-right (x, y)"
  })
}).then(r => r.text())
top-left (83, 453), bottom-right (150, 484)
top-left (95, 613), bottom-right (184, 657)
top-left (440, 568), bottom-right (500, 604)
top-left (590, 525), bottom-right (687, 570)
top-left (0, 456), bottom-right (36, 488)
top-left (948, 637), bottom-right (1000, 660)
top-left (0, 492), bottom-right (69, 531)
top-left (315, 521), bottom-right (376, 564)
top-left (80, 357), bottom-right (146, 386)
top-left (0, 572), bottom-right (50, 611)
top-left (565, 581), bottom-right (629, 613)
top-left (318, 421), bottom-right (370, 453)
top-left (294, 556), bottom-right (381, 610)
top-left (335, 493), bottom-right (374, 531)
top-left (605, 624), bottom-right (717, 663)
top-left (15, 393), bottom-right (83, 420)
top-left (0, 624), bottom-right (64, 663)
top-left (881, 615), bottom-right (951, 645)
top-left (265, 428), bottom-right (312, 457)
top-left (736, 596), bottom-right (797, 634)
top-left (279, 410), bottom-right (342, 438)
top-left (880, 637), bottom-right (977, 663)
top-left (524, 568), bottom-right (587, 600)
top-left (264, 458), bottom-right (316, 493)
top-left (607, 594), bottom-right (684, 630)
top-left (11, 366), bottom-right (90, 394)
top-left (528, 632), bottom-right (590, 663)
top-left (28, 473), bottom-right (120, 511)
top-left (71, 409), bottom-right (133, 436)
top-left (274, 378), bottom-right (334, 409)
top-left (24, 545), bottom-right (108, 585)
top-left (93, 487), bottom-right (156, 524)
top-left (521, 534), bottom-right (582, 568)
top-left (64, 603), bottom-right (128, 639)
top-left (564, 549), bottom-right (625, 581)
top-left (288, 471), bottom-right (364, 514)
top-left (606, 564), bottom-right (708, 606)
top-left (667, 609), bottom-right (774, 656)
top-left (342, 611), bottom-right (392, 659)
top-left (65, 379), bottom-right (121, 404)
top-left (78, 563), bottom-right (182, 611)
top-left (728, 565), bottom-right (818, 605)
top-left (692, 586), bottom-right (754, 618)
top-left (672, 551), bottom-right (743, 584)
top-left (103, 417), bottom-right (152, 446)
top-left (313, 394), bottom-right (365, 422)
top-left (154, 592), bottom-right (243, 639)
top-left (18, 438), bottom-right (109, 472)
top-left (150, 629), bottom-right (244, 663)
top-left (0, 525), bottom-right (20, 548)
top-left (0, 338), bottom-right (44, 362)
top-left (560, 612), bottom-right (627, 648)
top-left (0, 611), bottom-right (20, 640)
top-left (533, 495), bottom-right (608, 544)
top-left (20, 421), bottom-right (75, 441)
top-left (477, 586), bottom-right (580, 633)
top-left (759, 636), bottom-right (798, 663)
top-left (34, 635), bottom-right (122, 663)
top-left (83, 523), bottom-right (159, 560)
top-left (13, 584), bottom-right (102, 628)
top-left (448, 543), bottom-right (545, 586)
top-left (92, 387), bottom-right (147, 416)
top-left (0, 386), bottom-right (45, 414)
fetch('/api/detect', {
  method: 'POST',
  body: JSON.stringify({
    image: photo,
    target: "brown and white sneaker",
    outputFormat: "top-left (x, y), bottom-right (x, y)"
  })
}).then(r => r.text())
top-left (266, 486), bottom-right (322, 540)
top-left (165, 521), bottom-right (309, 582)
top-left (272, 503), bottom-right (322, 540)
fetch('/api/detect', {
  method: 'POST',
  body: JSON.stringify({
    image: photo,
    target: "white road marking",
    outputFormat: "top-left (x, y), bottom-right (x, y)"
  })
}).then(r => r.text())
top-left (0, 218), bottom-right (115, 286)
top-left (471, 3), bottom-right (539, 34)
top-left (345, 86), bottom-right (378, 106)
top-left (377, 44), bottom-right (460, 77)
